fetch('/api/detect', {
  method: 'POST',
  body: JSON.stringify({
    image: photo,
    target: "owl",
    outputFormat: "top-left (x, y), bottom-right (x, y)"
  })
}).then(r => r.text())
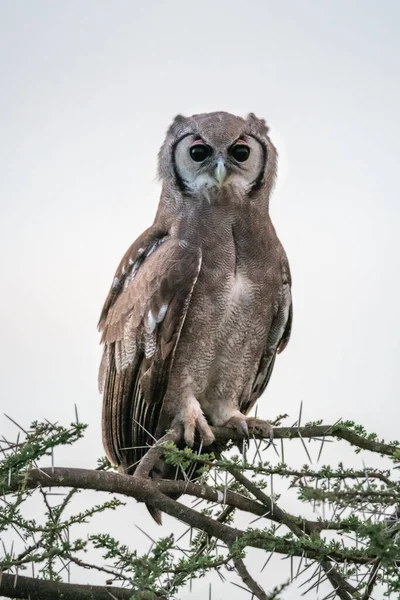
top-left (99, 111), bottom-right (292, 523)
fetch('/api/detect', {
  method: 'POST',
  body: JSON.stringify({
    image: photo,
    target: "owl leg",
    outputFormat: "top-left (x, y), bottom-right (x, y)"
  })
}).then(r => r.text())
top-left (171, 395), bottom-right (215, 448)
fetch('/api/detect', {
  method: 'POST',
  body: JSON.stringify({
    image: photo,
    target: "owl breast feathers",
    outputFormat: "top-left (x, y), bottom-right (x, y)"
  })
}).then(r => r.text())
top-left (99, 111), bottom-right (292, 524)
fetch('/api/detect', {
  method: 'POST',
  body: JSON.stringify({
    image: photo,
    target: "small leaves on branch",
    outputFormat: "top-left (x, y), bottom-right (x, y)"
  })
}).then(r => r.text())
top-left (0, 415), bottom-right (399, 599)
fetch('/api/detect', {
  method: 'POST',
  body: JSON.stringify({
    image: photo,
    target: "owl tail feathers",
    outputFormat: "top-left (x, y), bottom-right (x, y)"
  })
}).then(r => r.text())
top-left (146, 503), bottom-right (163, 525)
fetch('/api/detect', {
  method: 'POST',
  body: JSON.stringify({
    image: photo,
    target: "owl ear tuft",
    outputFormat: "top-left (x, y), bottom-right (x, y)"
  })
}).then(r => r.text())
top-left (246, 113), bottom-right (269, 134)
top-left (172, 114), bottom-right (186, 124)
top-left (169, 114), bottom-right (186, 130)
top-left (166, 114), bottom-right (187, 137)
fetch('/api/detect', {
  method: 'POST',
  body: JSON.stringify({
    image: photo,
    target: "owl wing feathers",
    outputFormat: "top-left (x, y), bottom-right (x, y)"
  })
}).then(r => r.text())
top-left (99, 230), bottom-right (202, 472)
top-left (243, 252), bottom-right (293, 414)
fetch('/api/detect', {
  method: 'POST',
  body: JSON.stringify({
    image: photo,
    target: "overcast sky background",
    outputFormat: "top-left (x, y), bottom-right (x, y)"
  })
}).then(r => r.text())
top-left (1, 1), bottom-right (399, 598)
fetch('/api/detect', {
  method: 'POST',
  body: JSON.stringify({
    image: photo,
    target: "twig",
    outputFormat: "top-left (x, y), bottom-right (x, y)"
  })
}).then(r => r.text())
top-left (68, 556), bottom-right (131, 583)
top-left (231, 554), bottom-right (268, 600)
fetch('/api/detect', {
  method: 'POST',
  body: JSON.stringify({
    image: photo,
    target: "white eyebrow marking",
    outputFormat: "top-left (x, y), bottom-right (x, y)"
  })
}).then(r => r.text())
top-left (121, 264), bottom-right (126, 275)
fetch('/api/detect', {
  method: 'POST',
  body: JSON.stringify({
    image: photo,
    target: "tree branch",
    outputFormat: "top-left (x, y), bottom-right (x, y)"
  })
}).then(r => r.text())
top-left (231, 554), bottom-right (268, 600)
top-left (155, 478), bottom-right (324, 532)
top-left (211, 424), bottom-right (398, 457)
top-left (0, 572), bottom-right (161, 600)
top-left (227, 468), bottom-right (356, 600)
top-left (134, 431), bottom-right (180, 479)
top-left (4, 466), bottom-right (376, 565)
top-left (2, 421), bottom-right (396, 600)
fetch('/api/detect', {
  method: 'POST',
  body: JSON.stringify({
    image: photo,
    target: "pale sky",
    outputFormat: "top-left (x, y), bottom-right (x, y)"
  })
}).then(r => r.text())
top-left (1, 1), bottom-right (399, 598)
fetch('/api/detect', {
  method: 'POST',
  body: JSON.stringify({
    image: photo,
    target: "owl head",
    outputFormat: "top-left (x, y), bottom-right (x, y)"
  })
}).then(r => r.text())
top-left (158, 112), bottom-right (277, 201)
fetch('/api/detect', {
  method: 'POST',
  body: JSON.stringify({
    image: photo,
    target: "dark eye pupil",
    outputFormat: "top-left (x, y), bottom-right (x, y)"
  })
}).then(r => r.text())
top-left (189, 144), bottom-right (211, 162)
top-left (230, 144), bottom-right (250, 162)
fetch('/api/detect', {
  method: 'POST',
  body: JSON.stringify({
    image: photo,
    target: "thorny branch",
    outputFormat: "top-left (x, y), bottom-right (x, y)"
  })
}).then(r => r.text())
top-left (230, 554), bottom-right (269, 600)
top-left (0, 572), bottom-right (158, 600)
top-left (0, 419), bottom-right (399, 600)
top-left (211, 423), bottom-right (400, 457)
top-left (226, 468), bottom-right (356, 600)
top-left (3, 466), bottom-right (396, 565)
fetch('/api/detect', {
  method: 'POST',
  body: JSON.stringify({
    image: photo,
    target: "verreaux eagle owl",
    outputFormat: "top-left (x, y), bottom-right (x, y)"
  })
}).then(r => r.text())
top-left (98, 111), bottom-right (292, 523)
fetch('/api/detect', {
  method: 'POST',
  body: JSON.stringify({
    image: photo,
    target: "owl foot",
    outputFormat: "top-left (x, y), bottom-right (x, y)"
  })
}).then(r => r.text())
top-left (224, 414), bottom-right (274, 442)
top-left (171, 398), bottom-right (215, 448)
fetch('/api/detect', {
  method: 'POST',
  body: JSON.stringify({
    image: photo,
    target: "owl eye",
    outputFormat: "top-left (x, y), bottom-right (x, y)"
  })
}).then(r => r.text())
top-left (189, 144), bottom-right (212, 162)
top-left (230, 144), bottom-right (250, 162)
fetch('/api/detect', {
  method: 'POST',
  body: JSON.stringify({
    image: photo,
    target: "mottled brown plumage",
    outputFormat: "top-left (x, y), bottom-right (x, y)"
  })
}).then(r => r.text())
top-left (99, 112), bottom-right (292, 523)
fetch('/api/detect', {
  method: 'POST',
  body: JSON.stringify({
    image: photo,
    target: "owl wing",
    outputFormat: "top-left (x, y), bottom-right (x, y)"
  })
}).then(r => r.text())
top-left (99, 228), bottom-right (202, 473)
top-left (242, 253), bottom-right (293, 414)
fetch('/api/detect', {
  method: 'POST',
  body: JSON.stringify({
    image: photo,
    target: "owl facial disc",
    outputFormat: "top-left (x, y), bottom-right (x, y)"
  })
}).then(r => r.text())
top-left (174, 133), bottom-right (263, 197)
top-left (158, 111), bottom-right (277, 201)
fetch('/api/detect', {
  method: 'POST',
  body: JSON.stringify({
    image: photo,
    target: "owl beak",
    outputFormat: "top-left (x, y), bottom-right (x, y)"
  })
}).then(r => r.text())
top-left (215, 158), bottom-right (227, 185)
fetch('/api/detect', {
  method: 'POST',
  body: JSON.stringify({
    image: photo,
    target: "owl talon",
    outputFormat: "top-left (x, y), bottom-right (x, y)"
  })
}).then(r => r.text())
top-left (239, 420), bottom-right (249, 440)
top-left (224, 414), bottom-right (273, 441)
top-left (247, 417), bottom-right (274, 440)
top-left (224, 414), bottom-right (249, 440)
